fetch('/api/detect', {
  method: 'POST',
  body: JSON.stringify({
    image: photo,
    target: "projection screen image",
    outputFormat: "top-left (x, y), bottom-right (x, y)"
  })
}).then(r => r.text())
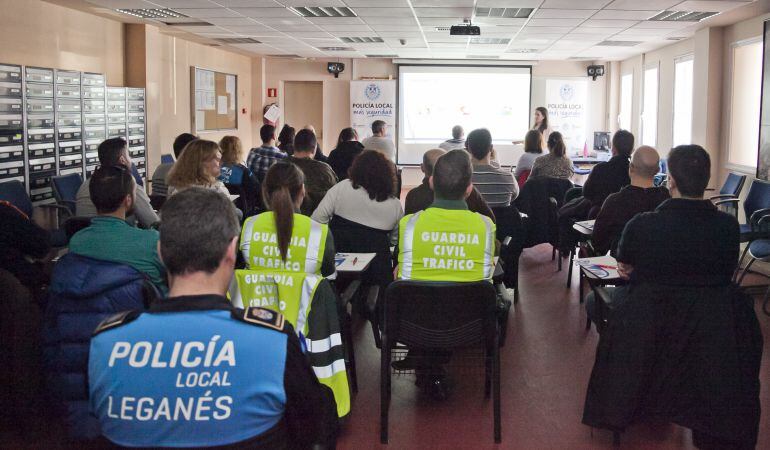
top-left (397, 65), bottom-right (532, 165)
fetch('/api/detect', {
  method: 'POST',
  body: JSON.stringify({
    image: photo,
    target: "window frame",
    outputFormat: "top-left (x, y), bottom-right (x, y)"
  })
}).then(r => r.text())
top-left (641, 62), bottom-right (660, 147)
top-left (672, 54), bottom-right (694, 148)
top-left (619, 71), bottom-right (633, 131)
top-left (726, 36), bottom-right (763, 174)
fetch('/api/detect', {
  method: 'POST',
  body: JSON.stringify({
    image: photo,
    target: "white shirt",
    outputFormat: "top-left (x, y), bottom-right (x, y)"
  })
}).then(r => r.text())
top-left (311, 179), bottom-right (403, 231)
top-left (361, 136), bottom-right (396, 162)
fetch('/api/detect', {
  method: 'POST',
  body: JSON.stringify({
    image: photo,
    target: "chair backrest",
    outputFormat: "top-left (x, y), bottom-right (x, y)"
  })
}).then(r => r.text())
top-left (160, 153), bottom-right (174, 164)
top-left (659, 158), bottom-right (668, 174)
top-left (743, 179), bottom-right (770, 219)
top-left (0, 180), bottom-right (33, 217)
top-left (130, 164), bottom-right (143, 187)
top-left (51, 173), bottom-right (83, 213)
top-left (720, 172), bottom-right (747, 197)
top-left (330, 214), bottom-right (393, 285)
top-left (62, 216), bottom-right (92, 240)
top-left (383, 280), bottom-right (498, 349)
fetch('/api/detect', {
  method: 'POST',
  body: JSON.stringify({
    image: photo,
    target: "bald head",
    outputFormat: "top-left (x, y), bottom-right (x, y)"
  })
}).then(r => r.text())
top-left (422, 148), bottom-right (447, 176)
top-left (630, 145), bottom-right (660, 179)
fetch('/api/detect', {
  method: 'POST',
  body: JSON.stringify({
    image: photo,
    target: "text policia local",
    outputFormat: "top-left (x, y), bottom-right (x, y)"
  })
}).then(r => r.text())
top-left (105, 337), bottom-right (235, 421)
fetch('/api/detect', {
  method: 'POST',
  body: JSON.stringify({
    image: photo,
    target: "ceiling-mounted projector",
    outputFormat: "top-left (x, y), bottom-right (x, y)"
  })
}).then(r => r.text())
top-left (450, 24), bottom-right (480, 36)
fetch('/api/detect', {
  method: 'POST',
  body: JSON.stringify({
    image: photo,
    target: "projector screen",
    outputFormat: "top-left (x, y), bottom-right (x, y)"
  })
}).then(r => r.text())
top-left (397, 65), bottom-right (532, 166)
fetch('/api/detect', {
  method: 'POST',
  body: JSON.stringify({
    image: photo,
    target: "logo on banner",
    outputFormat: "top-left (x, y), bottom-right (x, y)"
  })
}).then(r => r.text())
top-left (560, 84), bottom-right (574, 102)
top-left (365, 83), bottom-right (381, 101)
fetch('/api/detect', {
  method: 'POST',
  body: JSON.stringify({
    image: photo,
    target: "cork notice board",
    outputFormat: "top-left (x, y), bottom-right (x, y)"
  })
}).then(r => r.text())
top-left (192, 67), bottom-right (237, 132)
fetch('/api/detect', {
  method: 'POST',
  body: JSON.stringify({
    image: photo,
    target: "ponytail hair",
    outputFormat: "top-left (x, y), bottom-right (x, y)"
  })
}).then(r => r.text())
top-left (262, 162), bottom-right (305, 260)
top-left (547, 131), bottom-right (566, 158)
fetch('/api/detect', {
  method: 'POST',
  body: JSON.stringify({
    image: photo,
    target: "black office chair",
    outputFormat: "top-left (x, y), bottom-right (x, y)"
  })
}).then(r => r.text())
top-left (709, 172), bottom-right (747, 217)
top-left (51, 173), bottom-right (82, 217)
top-left (0, 180), bottom-right (71, 246)
top-left (380, 280), bottom-right (502, 444)
top-left (725, 180), bottom-right (770, 278)
top-left (491, 205), bottom-right (524, 304)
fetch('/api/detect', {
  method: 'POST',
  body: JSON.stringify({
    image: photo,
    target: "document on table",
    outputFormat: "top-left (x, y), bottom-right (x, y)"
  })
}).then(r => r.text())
top-left (575, 219), bottom-right (595, 231)
top-left (575, 255), bottom-right (619, 279)
top-left (335, 253), bottom-right (376, 272)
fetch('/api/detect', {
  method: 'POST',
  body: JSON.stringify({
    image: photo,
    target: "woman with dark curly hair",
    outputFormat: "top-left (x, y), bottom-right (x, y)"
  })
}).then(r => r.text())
top-left (311, 150), bottom-right (403, 232)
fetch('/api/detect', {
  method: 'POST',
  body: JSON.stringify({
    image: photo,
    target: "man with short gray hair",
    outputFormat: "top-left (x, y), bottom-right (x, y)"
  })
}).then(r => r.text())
top-left (439, 125), bottom-right (465, 151)
top-left (592, 145), bottom-right (670, 256)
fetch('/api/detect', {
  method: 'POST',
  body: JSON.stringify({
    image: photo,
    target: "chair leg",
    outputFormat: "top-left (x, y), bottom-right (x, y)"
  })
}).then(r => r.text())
top-left (493, 340), bottom-right (501, 443)
top-left (484, 350), bottom-right (491, 399)
top-left (552, 245), bottom-right (556, 261)
top-left (380, 337), bottom-right (391, 444)
top-left (567, 248), bottom-right (575, 288)
top-left (736, 257), bottom-right (756, 286)
top-left (579, 270), bottom-right (585, 303)
top-left (345, 314), bottom-right (358, 393)
top-left (557, 249), bottom-right (563, 271)
top-left (734, 244), bottom-right (752, 282)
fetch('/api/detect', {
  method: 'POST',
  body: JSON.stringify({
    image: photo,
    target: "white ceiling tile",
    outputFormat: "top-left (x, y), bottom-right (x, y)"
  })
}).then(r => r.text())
top-left (363, 17), bottom-right (419, 25)
top-left (473, 17), bottom-right (528, 26)
top-left (221, 25), bottom-right (280, 33)
top-left (519, 26), bottom-right (568, 33)
top-left (540, 0), bottom-right (612, 8)
top-left (411, 0), bottom-right (474, 5)
top-left (86, 0), bottom-right (161, 8)
top-left (631, 20), bottom-right (691, 29)
top-left (290, 31), bottom-right (336, 38)
top-left (533, 9), bottom-right (598, 19)
top-left (475, 0), bottom-right (542, 6)
top-left (581, 19), bottom-right (639, 27)
top-left (270, 24), bottom-right (322, 31)
top-left (368, 23), bottom-right (422, 31)
top-left (146, 0), bottom-right (217, 7)
top-left (278, 0), bottom-right (347, 5)
top-left (306, 17), bottom-right (365, 25)
top-left (353, 7), bottom-right (415, 17)
top-left (207, 17), bottom-right (260, 26)
top-left (527, 18), bottom-right (586, 27)
top-left (231, 7), bottom-right (301, 17)
top-left (604, 0), bottom-right (680, 9)
top-left (429, 42), bottom-right (469, 48)
top-left (418, 18), bottom-right (466, 26)
top-left (212, 0), bottom-right (280, 6)
top-left (170, 25), bottom-right (221, 32)
top-left (267, 18), bottom-right (314, 26)
top-left (320, 24), bottom-right (374, 31)
top-left (575, 25), bottom-right (626, 33)
top-left (674, 1), bottom-right (754, 13)
top-left (342, 0), bottom-right (411, 5)
top-left (592, 10), bottom-right (660, 20)
top-left (414, 7), bottom-right (473, 18)
top-left (375, 31), bottom-right (424, 38)
top-left (383, 38), bottom-right (428, 47)
top-left (173, 8), bottom-right (242, 18)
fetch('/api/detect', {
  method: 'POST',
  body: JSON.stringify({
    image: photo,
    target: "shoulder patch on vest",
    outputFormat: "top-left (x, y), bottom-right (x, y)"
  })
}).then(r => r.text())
top-left (93, 310), bottom-right (142, 336)
top-left (235, 307), bottom-right (287, 332)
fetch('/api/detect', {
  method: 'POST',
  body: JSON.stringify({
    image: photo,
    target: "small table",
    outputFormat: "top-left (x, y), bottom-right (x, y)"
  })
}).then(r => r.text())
top-left (575, 255), bottom-right (623, 331)
top-left (573, 219), bottom-right (595, 236)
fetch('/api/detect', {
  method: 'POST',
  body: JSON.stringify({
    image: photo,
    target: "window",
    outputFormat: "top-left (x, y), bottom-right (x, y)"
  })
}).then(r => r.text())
top-left (672, 56), bottom-right (694, 147)
top-left (641, 65), bottom-right (659, 146)
top-left (728, 39), bottom-right (763, 168)
top-left (619, 73), bottom-right (633, 130)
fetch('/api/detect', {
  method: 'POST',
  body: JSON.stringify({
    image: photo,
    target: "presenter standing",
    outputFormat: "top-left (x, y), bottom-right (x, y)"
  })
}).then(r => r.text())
top-left (514, 106), bottom-right (552, 147)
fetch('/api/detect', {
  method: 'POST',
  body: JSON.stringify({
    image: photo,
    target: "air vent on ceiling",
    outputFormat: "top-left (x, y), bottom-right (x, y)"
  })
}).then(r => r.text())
top-left (290, 6), bottom-right (356, 17)
top-left (317, 46), bottom-right (354, 51)
top-left (214, 37), bottom-right (262, 44)
top-left (208, 44), bottom-right (222, 47)
top-left (666, 36), bottom-right (686, 41)
top-left (340, 37), bottom-right (384, 43)
top-left (435, 27), bottom-right (451, 31)
top-left (506, 48), bottom-right (540, 53)
top-left (569, 56), bottom-right (599, 60)
top-left (470, 37), bottom-right (511, 45)
top-left (163, 21), bottom-right (212, 27)
top-left (466, 55), bottom-right (500, 59)
top-left (365, 54), bottom-right (399, 58)
top-left (597, 40), bottom-right (642, 47)
top-left (116, 8), bottom-right (187, 19)
top-left (268, 54), bottom-right (302, 58)
top-left (474, 7), bottom-right (533, 19)
top-left (648, 10), bottom-right (717, 22)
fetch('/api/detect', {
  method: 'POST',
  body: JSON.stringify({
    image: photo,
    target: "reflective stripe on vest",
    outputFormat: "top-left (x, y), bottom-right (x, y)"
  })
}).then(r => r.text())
top-left (240, 212), bottom-right (326, 275)
top-left (397, 208), bottom-right (496, 282)
top-left (233, 270), bottom-right (350, 417)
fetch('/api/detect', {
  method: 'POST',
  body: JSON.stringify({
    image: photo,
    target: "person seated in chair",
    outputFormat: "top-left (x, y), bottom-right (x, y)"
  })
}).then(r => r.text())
top-left (151, 132), bottom-right (196, 198)
top-left (0, 200), bottom-right (51, 293)
top-left (438, 125), bottom-right (465, 151)
top-left (88, 188), bottom-right (337, 448)
top-left (241, 162), bottom-right (336, 277)
top-left (468, 128), bottom-right (518, 208)
top-left (218, 135), bottom-right (260, 215)
top-left (288, 129), bottom-right (337, 216)
top-left (405, 148), bottom-right (494, 221)
top-left (77, 137), bottom-right (159, 228)
top-left (585, 145), bottom-right (739, 323)
top-left (396, 149), bottom-right (496, 400)
top-left (591, 146), bottom-right (670, 257)
top-left (69, 166), bottom-right (167, 294)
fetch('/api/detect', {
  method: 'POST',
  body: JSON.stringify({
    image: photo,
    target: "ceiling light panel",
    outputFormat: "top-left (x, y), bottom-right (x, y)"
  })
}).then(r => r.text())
top-left (353, 7), bottom-right (415, 18)
top-left (340, 36), bottom-right (385, 43)
top-left (474, 7), bottom-right (534, 18)
top-left (290, 6), bottom-right (357, 17)
top-left (233, 8), bottom-right (303, 17)
top-left (116, 8), bottom-right (187, 19)
top-left (470, 37), bottom-right (511, 45)
top-left (648, 10), bottom-right (719, 22)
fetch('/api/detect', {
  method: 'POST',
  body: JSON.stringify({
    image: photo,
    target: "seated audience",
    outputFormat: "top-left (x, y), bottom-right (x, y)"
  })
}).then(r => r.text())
top-left (514, 129), bottom-right (543, 185)
top-left (167, 139), bottom-right (229, 197)
top-left (69, 166), bottom-right (167, 293)
top-left (288, 129), bottom-right (337, 216)
top-left (439, 125), bottom-right (466, 151)
top-left (76, 137), bottom-right (159, 228)
top-left (530, 131), bottom-right (574, 180)
top-left (151, 132), bottom-right (196, 198)
top-left (242, 162), bottom-right (335, 277)
top-left (218, 135), bottom-right (260, 214)
top-left (361, 120), bottom-right (396, 162)
top-left (467, 128), bottom-right (518, 208)
top-left (591, 146), bottom-right (670, 256)
top-left (405, 148), bottom-right (494, 221)
top-left (327, 127), bottom-right (364, 181)
top-left (248, 124), bottom-right (287, 183)
top-left (88, 187), bottom-right (336, 448)
top-left (312, 150), bottom-right (404, 237)
top-left (582, 130), bottom-right (633, 209)
top-left (396, 149), bottom-right (496, 398)
top-left (304, 124), bottom-right (328, 162)
top-left (586, 144), bottom-right (738, 321)
top-left (277, 124), bottom-right (296, 156)
top-left (0, 200), bottom-right (50, 292)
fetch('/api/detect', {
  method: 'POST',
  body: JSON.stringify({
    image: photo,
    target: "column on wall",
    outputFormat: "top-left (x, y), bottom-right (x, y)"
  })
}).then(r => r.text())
top-left (691, 26), bottom-right (724, 186)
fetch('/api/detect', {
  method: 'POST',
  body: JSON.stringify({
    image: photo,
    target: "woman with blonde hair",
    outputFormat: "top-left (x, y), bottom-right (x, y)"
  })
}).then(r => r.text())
top-left (218, 136), bottom-right (260, 214)
top-left (167, 139), bottom-right (230, 197)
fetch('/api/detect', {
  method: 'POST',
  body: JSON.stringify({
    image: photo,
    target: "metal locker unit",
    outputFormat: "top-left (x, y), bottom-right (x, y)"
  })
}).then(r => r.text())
top-left (126, 88), bottom-right (146, 179)
top-left (0, 64), bottom-right (24, 187)
top-left (106, 86), bottom-right (127, 139)
top-left (25, 67), bottom-right (56, 204)
top-left (55, 69), bottom-right (84, 180)
top-left (82, 73), bottom-right (105, 178)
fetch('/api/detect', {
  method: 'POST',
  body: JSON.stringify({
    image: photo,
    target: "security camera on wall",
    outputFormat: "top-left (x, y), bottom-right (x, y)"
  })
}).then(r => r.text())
top-left (587, 64), bottom-right (605, 81)
top-left (327, 62), bottom-right (345, 78)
